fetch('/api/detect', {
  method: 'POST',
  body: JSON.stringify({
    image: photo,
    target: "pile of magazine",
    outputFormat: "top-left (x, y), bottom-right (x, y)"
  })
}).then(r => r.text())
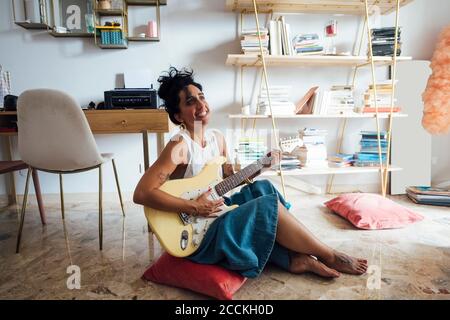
top-left (406, 186), bottom-right (450, 207)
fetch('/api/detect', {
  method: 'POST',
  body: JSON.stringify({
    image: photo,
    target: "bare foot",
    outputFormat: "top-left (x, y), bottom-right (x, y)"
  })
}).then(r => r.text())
top-left (321, 251), bottom-right (368, 275)
top-left (289, 253), bottom-right (340, 278)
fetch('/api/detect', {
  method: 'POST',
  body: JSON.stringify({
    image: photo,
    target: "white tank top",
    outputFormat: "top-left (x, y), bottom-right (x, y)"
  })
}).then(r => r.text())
top-left (175, 128), bottom-right (223, 178)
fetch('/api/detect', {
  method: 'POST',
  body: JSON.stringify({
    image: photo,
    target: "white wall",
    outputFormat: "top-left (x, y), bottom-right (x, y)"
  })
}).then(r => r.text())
top-left (0, 0), bottom-right (448, 196)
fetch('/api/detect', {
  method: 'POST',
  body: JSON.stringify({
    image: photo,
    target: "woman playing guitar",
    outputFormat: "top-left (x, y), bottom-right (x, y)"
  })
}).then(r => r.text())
top-left (133, 67), bottom-right (367, 278)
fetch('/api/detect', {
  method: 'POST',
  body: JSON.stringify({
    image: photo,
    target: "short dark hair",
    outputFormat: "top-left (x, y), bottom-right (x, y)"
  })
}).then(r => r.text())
top-left (157, 67), bottom-right (203, 125)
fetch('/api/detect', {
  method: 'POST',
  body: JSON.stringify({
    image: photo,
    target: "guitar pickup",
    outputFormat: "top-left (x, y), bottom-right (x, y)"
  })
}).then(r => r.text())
top-left (179, 212), bottom-right (192, 225)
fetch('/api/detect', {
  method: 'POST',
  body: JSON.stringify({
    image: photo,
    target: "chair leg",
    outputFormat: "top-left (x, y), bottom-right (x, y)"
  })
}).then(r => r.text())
top-left (16, 167), bottom-right (32, 254)
top-left (31, 169), bottom-right (46, 225)
top-left (59, 174), bottom-right (65, 220)
top-left (99, 165), bottom-right (103, 251)
top-left (112, 159), bottom-right (125, 217)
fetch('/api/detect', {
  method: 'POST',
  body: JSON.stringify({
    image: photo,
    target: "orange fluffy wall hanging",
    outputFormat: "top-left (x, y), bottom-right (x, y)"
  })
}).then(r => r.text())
top-left (422, 25), bottom-right (450, 135)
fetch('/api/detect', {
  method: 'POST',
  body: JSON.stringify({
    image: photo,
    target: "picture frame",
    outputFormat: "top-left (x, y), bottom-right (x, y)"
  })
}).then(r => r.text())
top-left (58, 0), bottom-right (91, 32)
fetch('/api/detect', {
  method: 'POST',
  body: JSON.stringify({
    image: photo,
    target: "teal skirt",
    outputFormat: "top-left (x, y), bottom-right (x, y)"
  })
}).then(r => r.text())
top-left (187, 179), bottom-right (291, 278)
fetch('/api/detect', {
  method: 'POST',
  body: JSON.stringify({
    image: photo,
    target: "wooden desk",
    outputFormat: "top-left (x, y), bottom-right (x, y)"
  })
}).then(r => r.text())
top-left (0, 109), bottom-right (172, 204)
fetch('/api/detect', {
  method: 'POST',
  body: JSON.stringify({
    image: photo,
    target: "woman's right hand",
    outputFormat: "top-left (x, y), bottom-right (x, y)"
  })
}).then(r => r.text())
top-left (191, 189), bottom-right (224, 217)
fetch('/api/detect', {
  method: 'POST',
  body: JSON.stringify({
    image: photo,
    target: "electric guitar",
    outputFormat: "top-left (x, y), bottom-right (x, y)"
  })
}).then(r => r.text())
top-left (144, 154), bottom-right (272, 257)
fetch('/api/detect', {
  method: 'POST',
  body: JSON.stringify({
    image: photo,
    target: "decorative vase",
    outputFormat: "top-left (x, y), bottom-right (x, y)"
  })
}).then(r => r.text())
top-left (98, 0), bottom-right (112, 10)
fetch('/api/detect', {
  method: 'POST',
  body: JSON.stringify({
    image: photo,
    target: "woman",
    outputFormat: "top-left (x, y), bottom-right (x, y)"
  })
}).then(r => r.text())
top-left (134, 67), bottom-right (368, 278)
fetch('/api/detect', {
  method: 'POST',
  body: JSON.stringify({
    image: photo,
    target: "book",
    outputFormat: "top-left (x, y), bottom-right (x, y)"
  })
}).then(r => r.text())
top-left (406, 186), bottom-right (450, 197)
top-left (362, 107), bottom-right (402, 113)
top-left (295, 86), bottom-right (318, 114)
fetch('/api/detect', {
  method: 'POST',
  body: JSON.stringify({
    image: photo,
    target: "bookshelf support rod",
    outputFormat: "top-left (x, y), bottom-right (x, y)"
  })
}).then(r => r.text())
top-left (251, 67), bottom-right (264, 136)
top-left (364, 0), bottom-right (386, 196)
top-left (326, 118), bottom-right (348, 194)
top-left (240, 13), bottom-right (245, 131)
top-left (382, 0), bottom-right (401, 196)
top-left (251, 11), bottom-right (272, 138)
top-left (251, 0), bottom-right (287, 200)
top-left (240, 65), bottom-right (247, 132)
top-left (328, 12), bottom-right (369, 194)
top-left (351, 15), bottom-right (367, 88)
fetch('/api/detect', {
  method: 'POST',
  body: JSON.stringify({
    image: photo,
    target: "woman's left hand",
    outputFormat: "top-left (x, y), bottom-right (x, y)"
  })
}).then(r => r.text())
top-left (262, 149), bottom-right (281, 172)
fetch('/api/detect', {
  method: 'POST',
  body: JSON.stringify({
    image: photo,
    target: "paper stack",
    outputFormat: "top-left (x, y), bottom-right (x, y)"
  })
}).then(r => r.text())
top-left (298, 128), bottom-right (328, 168)
top-left (257, 86), bottom-right (296, 115)
top-left (293, 34), bottom-right (323, 55)
top-left (241, 27), bottom-right (269, 55)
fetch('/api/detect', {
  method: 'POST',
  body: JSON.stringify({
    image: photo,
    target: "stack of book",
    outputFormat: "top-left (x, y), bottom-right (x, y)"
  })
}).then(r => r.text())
top-left (100, 29), bottom-right (125, 45)
top-left (268, 16), bottom-right (294, 56)
top-left (272, 155), bottom-right (302, 171)
top-left (257, 86), bottom-right (296, 115)
top-left (370, 27), bottom-right (402, 56)
top-left (293, 34), bottom-right (323, 55)
top-left (298, 128), bottom-right (328, 168)
top-left (363, 82), bottom-right (402, 113)
top-left (354, 131), bottom-right (388, 167)
top-left (326, 85), bottom-right (355, 115)
top-left (406, 186), bottom-right (450, 207)
top-left (309, 86), bottom-right (356, 115)
top-left (235, 137), bottom-right (267, 167)
top-left (328, 153), bottom-right (355, 168)
top-left (241, 27), bottom-right (269, 55)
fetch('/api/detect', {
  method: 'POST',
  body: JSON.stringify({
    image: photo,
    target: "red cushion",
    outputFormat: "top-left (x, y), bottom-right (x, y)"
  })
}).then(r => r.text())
top-left (324, 193), bottom-right (424, 230)
top-left (142, 252), bottom-right (246, 300)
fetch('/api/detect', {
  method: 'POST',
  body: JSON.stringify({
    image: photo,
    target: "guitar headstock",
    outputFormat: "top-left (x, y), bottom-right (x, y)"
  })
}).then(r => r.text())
top-left (280, 136), bottom-right (303, 154)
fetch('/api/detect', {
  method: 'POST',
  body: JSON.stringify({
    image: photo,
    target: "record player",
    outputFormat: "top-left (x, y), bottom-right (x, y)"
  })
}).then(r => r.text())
top-left (104, 88), bottom-right (158, 109)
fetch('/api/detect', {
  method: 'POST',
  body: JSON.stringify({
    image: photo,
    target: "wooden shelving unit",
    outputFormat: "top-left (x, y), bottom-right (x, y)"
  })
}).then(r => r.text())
top-left (226, 54), bottom-right (412, 67)
top-left (261, 165), bottom-right (402, 177)
top-left (226, 0), bottom-right (413, 15)
top-left (229, 113), bottom-right (408, 119)
top-left (226, 0), bottom-right (414, 196)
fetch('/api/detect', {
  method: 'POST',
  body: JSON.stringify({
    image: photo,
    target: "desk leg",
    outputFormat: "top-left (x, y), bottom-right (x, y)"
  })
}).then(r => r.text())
top-left (3, 136), bottom-right (17, 205)
top-left (142, 130), bottom-right (149, 171)
top-left (141, 130), bottom-right (152, 233)
top-left (157, 132), bottom-right (165, 157)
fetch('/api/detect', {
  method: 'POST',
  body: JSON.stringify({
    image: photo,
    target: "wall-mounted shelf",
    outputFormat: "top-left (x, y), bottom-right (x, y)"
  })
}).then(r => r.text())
top-left (98, 43), bottom-right (129, 49)
top-left (95, 9), bottom-right (127, 16)
top-left (14, 21), bottom-right (51, 30)
top-left (226, 54), bottom-right (412, 68)
top-left (125, 0), bottom-right (165, 42)
top-left (128, 36), bottom-right (160, 41)
top-left (49, 31), bottom-right (94, 38)
top-left (126, 0), bottom-right (167, 4)
top-left (226, 0), bottom-right (413, 15)
top-left (11, 0), bottom-right (166, 48)
top-left (12, 0), bottom-right (51, 30)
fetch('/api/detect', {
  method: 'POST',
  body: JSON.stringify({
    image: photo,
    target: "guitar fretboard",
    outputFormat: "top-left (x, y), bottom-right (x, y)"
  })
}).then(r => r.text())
top-left (214, 158), bottom-right (268, 196)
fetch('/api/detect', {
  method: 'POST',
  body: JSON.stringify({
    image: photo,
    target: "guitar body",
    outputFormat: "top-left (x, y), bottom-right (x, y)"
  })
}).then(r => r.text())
top-left (144, 156), bottom-right (239, 257)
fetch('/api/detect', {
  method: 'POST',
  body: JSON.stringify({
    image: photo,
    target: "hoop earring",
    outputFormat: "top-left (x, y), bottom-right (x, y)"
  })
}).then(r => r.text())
top-left (179, 122), bottom-right (186, 130)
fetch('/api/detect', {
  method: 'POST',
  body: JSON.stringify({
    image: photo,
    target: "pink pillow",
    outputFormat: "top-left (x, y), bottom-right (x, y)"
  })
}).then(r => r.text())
top-left (324, 193), bottom-right (424, 230)
top-left (142, 252), bottom-right (246, 300)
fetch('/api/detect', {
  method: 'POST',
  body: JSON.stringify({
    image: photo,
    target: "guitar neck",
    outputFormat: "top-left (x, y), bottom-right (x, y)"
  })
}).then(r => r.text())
top-left (214, 157), bottom-right (268, 196)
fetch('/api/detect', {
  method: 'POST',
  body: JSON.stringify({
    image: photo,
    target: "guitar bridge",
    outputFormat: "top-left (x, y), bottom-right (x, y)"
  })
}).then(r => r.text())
top-left (179, 212), bottom-right (192, 225)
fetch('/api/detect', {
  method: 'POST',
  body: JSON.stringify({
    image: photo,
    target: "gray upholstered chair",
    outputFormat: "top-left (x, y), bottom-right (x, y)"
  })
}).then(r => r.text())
top-left (16, 89), bottom-right (125, 253)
